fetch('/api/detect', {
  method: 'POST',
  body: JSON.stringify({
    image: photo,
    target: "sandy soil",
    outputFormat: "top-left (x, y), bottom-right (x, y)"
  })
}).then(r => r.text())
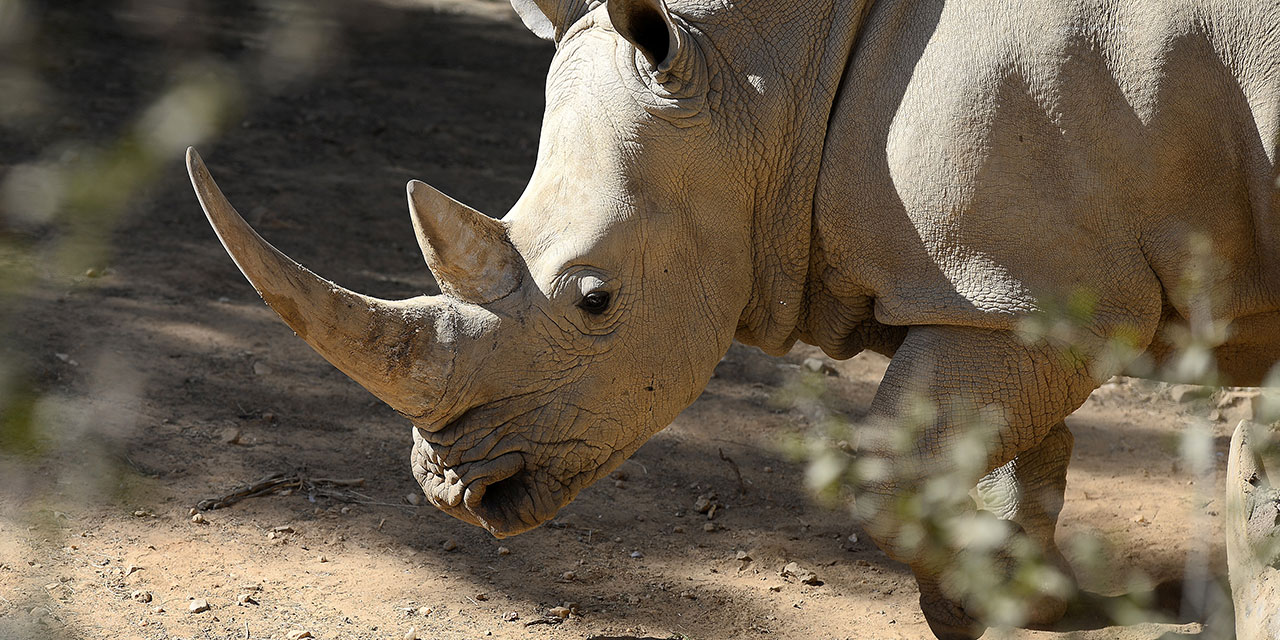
top-left (0, 1), bottom-right (1242, 638)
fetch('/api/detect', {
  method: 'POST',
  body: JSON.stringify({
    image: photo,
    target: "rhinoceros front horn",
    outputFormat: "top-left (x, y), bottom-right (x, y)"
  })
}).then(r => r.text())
top-left (186, 148), bottom-right (449, 417)
top-left (406, 180), bottom-right (522, 304)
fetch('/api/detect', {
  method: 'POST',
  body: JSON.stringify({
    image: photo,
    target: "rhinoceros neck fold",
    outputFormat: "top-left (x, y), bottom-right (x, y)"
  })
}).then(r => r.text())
top-left (714, 0), bottom-right (870, 355)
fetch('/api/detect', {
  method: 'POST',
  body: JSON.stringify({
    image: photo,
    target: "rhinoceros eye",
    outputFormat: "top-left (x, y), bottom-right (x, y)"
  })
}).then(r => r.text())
top-left (579, 290), bottom-right (611, 315)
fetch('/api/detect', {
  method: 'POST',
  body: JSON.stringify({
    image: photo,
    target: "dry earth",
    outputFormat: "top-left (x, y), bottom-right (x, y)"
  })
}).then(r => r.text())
top-left (0, 1), bottom-right (1248, 638)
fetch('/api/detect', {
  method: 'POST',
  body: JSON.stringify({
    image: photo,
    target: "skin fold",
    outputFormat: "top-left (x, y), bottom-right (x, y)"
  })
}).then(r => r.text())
top-left (189, 1), bottom-right (1280, 638)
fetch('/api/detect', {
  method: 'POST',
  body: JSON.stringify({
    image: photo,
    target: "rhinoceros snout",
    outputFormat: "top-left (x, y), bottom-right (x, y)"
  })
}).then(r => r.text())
top-left (412, 443), bottom-right (545, 537)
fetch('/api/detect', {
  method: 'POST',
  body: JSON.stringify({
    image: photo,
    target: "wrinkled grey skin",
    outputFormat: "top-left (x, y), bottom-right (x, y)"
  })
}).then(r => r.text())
top-left (1227, 420), bottom-right (1280, 640)
top-left (190, 0), bottom-right (1280, 638)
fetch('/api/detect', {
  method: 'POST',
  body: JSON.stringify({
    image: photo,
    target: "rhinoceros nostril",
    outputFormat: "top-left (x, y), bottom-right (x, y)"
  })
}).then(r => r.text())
top-left (480, 471), bottom-right (526, 510)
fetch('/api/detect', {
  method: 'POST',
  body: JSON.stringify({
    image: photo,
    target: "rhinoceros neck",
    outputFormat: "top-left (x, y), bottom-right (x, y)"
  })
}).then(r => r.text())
top-left (710, 0), bottom-right (872, 356)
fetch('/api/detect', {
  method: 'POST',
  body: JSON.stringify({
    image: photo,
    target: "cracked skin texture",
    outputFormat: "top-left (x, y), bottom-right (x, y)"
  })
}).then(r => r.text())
top-left (195, 1), bottom-right (1280, 638)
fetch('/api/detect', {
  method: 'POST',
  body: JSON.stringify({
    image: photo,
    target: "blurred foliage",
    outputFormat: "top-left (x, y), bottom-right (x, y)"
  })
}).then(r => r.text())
top-left (788, 229), bottom-right (1280, 636)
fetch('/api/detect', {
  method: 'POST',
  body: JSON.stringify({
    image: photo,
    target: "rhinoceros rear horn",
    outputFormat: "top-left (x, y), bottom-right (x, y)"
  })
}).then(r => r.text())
top-left (186, 148), bottom-right (447, 417)
top-left (407, 180), bottom-right (523, 304)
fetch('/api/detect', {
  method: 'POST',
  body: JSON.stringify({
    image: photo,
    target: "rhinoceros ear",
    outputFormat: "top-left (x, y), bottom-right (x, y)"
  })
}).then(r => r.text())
top-left (607, 0), bottom-right (680, 69)
top-left (510, 0), bottom-right (597, 41)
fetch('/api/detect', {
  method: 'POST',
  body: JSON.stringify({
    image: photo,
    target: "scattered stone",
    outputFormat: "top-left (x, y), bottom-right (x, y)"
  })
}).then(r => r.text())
top-left (405, 493), bottom-right (424, 506)
top-left (679, 590), bottom-right (696, 599)
top-left (768, 585), bottom-right (782, 592)
top-left (780, 562), bottom-right (820, 585)
top-left (847, 533), bottom-right (859, 545)
top-left (502, 611), bottom-right (519, 622)
top-left (561, 570), bottom-right (576, 581)
top-left (673, 525), bottom-right (685, 534)
top-left (285, 631), bottom-right (313, 640)
top-left (130, 590), bottom-right (151, 603)
top-left (190, 513), bottom-right (206, 524)
top-left (763, 466), bottom-right (773, 473)
top-left (417, 606), bottom-right (432, 616)
top-left (735, 550), bottom-right (752, 561)
top-left (188, 507), bottom-right (198, 517)
top-left (802, 357), bottom-right (839, 376)
top-left (236, 593), bottom-right (258, 605)
top-left (442, 538), bottom-right (458, 552)
top-left (497, 546), bottom-right (511, 556)
top-left (693, 493), bottom-right (716, 513)
top-left (703, 523), bottom-right (717, 533)
top-left (317, 555), bottom-right (328, 563)
top-left (629, 551), bottom-right (644, 559)
top-left (614, 479), bottom-right (625, 488)
top-left (221, 427), bottom-right (242, 445)
top-left (613, 537), bottom-right (623, 543)
top-left (1131, 514), bottom-right (1150, 525)
top-left (403, 627), bottom-right (418, 640)
top-left (548, 606), bottom-right (571, 619)
top-left (84, 267), bottom-right (100, 278)
top-left (273, 525), bottom-right (294, 533)
top-left (187, 598), bottom-right (210, 613)
top-left (132, 510), bottom-right (151, 517)
top-left (252, 362), bottom-right (272, 376)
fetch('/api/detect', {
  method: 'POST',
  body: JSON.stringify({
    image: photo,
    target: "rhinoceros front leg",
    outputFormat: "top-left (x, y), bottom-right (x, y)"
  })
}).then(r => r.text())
top-left (856, 326), bottom-right (1100, 640)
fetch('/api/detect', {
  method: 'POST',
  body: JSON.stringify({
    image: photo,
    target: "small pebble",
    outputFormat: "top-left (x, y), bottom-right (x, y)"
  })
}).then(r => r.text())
top-left (190, 513), bottom-right (206, 524)
top-left (187, 507), bottom-right (197, 517)
top-left (673, 525), bottom-right (685, 534)
top-left (442, 539), bottom-right (458, 552)
top-left (403, 627), bottom-right (418, 640)
top-left (496, 546), bottom-right (511, 556)
top-left (735, 550), bottom-right (752, 561)
top-left (285, 631), bottom-right (313, 640)
top-left (763, 466), bottom-right (773, 473)
top-left (317, 555), bottom-right (328, 563)
top-left (236, 593), bottom-right (258, 605)
top-left (629, 551), bottom-right (644, 559)
top-left (613, 537), bottom-right (623, 543)
top-left (405, 493), bottom-right (424, 506)
top-left (548, 606), bottom-right (571, 619)
top-left (475, 592), bottom-right (488, 601)
top-left (187, 598), bottom-right (210, 613)
top-left (561, 570), bottom-right (576, 581)
top-left (131, 590), bottom-right (152, 603)
top-left (417, 606), bottom-right (432, 616)
top-left (703, 523), bottom-right (717, 532)
top-left (502, 611), bottom-right (519, 622)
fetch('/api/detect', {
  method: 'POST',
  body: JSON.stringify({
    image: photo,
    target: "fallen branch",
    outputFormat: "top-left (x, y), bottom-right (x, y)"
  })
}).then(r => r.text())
top-left (196, 472), bottom-right (378, 511)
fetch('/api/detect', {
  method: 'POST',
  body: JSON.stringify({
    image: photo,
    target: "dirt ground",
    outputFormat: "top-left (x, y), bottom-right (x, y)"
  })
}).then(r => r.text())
top-left (0, 1), bottom-right (1246, 638)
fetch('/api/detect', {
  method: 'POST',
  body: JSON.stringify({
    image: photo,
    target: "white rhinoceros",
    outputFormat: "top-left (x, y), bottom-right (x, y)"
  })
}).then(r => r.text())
top-left (186, 0), bottom-right (1280, 637)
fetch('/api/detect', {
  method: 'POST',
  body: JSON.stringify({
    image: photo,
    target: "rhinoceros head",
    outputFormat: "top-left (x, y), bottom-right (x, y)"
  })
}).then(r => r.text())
top-left (188, 0), bottom-right (762, 537)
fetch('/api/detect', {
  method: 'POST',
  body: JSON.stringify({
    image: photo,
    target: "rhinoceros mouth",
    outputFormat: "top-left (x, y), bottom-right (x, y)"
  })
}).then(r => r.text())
top-left (413, 445), bottom-right (559, 537)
